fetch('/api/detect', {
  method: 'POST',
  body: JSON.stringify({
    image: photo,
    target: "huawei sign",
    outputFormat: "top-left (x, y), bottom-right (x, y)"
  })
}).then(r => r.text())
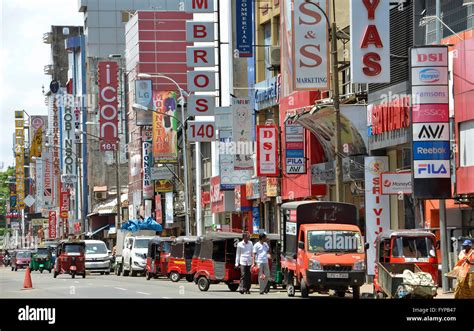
top-left (98, 61), bottom-right (119, 152)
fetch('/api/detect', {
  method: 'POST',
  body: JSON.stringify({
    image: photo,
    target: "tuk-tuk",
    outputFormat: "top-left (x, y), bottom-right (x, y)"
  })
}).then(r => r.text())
top-left (194, 232), bottom-right (242, 292)
top-left (145, 237), bottom-right (174, 280)
top-left (250, 233), bottom-right (284, 289)
top-left (53, 240), bottom-right (86, 279)
top-left (167, 236), bottom-right (198, 282)
top-left (374, 230), bottom-right (438, 298)
top-left (11, 250), bottom-right (31, 271)
top-left (30, 247), bottom-right (53, 273)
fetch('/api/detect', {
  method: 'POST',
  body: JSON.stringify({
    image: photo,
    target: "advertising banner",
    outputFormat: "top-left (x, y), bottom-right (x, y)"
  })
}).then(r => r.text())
top-left (155, 194), bottom-right (162, 224)
top-left (232, 98), bottom-right (253, 170)
top-left (60, 185), bottom-right (69, 219)
top-left (219, 129), bottom-right (253, 188)
top-left (152, 91), bottom-right (178, 163)
top-left (155, 180), bottom-right (173, 193)
top-left (350, 0), bottom-right (390, 83)
top-left (61, 102), bottom-right (77, 183)
top-left (142, 141), bottom-right (153, 199)
top-left (165, 192), bottom-right (174, 224)
top-left (256, 125), bottom-right (279, 177)
top-left (292, 0), bottom-right (329, 90)
top-left (15, 111), bottom-right (25, 210)
top-left (98, 61), bottom-right (119, 151)
top-left (365, 156), bottom-right (390, 276)
top-left (285, 118), bottom-right (305, 174)
top-left (380, 172), bottom-right (413, 195)
top-left (135, 80), bottom-right (153, 126)
top-left (236, 0), bottom-right (253, 57)
top-left (43, 151), bottom-right (53, 205)
top-left (48, 211), bottom-right (57, 239)
top-left (30, 115), bottom-right (47, 158)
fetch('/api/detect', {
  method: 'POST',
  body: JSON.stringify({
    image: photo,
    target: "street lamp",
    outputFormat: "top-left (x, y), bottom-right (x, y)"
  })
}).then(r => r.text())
top-left (135, 73), bottom-right (192, 236)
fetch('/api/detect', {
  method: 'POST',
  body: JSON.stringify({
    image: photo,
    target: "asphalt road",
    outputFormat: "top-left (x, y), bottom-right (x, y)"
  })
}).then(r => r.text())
top-left (0, 266), bottom-right (368, 299)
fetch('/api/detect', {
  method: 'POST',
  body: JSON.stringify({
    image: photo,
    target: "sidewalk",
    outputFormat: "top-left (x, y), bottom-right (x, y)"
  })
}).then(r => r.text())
top-left (360, 283), bottom-right (455, 299)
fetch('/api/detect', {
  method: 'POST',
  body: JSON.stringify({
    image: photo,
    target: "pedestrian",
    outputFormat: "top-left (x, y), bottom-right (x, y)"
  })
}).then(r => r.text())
top-left (235, 231), bottom-right (253, 294)
top-left (454, 240), bottom-right (474, 299)
top-left (253, 233), bottom-right (271, 294)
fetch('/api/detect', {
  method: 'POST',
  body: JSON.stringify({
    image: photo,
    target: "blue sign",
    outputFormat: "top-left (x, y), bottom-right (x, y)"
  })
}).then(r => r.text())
top-left (236, 0), bottom-right (253, 57)
top-left (413, 141), bottom-right (450, 160)
top-left (286, 149), bottom-right (304, 158)
top-left (252, 206), bottom-right (260, 233)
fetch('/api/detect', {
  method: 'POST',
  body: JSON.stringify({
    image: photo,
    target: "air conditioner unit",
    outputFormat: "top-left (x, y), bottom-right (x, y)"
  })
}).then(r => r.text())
top-left (269, 46), bottom-right (281, 67)
top-left (94, 192), bottom-right (107, 201)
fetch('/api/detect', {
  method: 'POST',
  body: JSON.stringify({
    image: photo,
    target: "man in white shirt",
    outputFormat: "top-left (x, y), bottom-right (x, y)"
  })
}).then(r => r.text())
top-left (253, 233), bottom-right (271, 294)
top-left (235, 232), bottom-right (253, 294)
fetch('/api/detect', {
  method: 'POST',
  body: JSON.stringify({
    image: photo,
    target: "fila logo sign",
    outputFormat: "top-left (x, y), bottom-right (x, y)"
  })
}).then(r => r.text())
top-left (186, 21), bottom-right (214, 42)
top-left (413, 123), bottom-right (449, 141)
top-left (414, 160), bottom-right (450, 178)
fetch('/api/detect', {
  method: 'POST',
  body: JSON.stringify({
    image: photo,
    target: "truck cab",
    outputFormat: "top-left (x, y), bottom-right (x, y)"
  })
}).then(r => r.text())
top-left (281, 201), bottom-right (367, 298)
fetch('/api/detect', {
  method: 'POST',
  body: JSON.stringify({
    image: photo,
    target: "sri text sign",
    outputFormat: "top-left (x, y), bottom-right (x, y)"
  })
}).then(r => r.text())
top-left (364, 156), bottom-right (390, 276)
top-left (256, 125), bottom-right (279, 177)
top-left (98, 61), bottom-right (119, 152)
top-left (292, 0), bottom-right (329, 90)
top-left (350, 0), bottom-right (390, 83)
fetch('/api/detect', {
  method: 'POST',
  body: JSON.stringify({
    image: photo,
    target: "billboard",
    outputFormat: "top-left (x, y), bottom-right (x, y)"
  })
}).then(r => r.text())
top-left (143, 141), bottom-right (153, 199)
top-left (14, 111), bottom-right (25, 210)
top-left (256, 125), bottom-right (279, 177)
top-left (232, 98), bottom-right (253, 170)
top-left (152, 91), bottom-right (178, 163)
top-left (98, 61), bottom-right (119, 152)
top-left (236, 0), bottom-right (253, 57)
top-left (292, 0), bottom-right (329, 90)
top-left (48, 210), bottom-right (57, 239)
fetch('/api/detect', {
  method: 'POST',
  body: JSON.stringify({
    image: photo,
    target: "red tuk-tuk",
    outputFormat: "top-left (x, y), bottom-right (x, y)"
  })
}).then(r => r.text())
top-left (53, 240), bottom-right (86, 279)
top-left (167, 236), bottom-right (198, 282)
top-left (194, 232), bottom-right (242, 292)
top-left (374, 230), bottom-right (438, 298)
top-left (145, 237), bottom-right (174, 280)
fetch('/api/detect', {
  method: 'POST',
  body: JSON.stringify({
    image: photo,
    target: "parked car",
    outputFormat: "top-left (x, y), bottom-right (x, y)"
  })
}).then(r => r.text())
top-left (84, 240), bottom-right (111, 275)
top-left (11, 250), bottom-right (32, 271)
top-left (122, 236), bottom-right (153, 277)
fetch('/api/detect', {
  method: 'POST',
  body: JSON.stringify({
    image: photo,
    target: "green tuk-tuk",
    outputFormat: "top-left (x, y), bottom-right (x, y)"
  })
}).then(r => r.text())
top-left (30, 246), bottom-right (53, 273)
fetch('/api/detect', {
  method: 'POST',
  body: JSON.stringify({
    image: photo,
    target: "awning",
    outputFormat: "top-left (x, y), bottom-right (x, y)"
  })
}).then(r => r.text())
top-left (86, 224), bottom-right (110, 237)
top-left (88, 193), bottom-right (129, 217)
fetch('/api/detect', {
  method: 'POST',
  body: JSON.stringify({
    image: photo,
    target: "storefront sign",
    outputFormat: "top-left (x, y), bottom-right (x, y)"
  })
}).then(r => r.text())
top-left (185, 0), bottom-right (214, 13)
top-left (364, 156), bottom-right (390, 276)
top-left (211, 176), bottom-right (224, 213)
top-left (350, 0), bottom-right (390, 83)
top-left (292, 0), bottom-right (329, 90)
top-left (151, 166), bottom-right (174, 181)
top-left (48, 211), bottom-right (57, 239)
top-left (186, 46), bottom-right (215, 67)
top-left (245, 179), bottom-right (260, 200)
top-left (165, 192), bottom-right (173, 224)
top-left (232, 98), bottom-right (253, 170)
top-left (266, 177), bottom-right (278, 197)
top-left (254, 75), bottom-right (281, 111)
top-left (412, 123), bottom-right (449, 141)
top-left (380, 172), bottom-right (412, 195)
top-left (135, 80), bottom-right (153, 110)
top-left (311, 156), bottom-right (365, 184)
top-left (60, 185), bottom-right (69, 219)
top-left (412, 104), bottom-right (449, 123)
top-left (186, 21), bottom-right (214, 43)
top-left (98, 61), bottom-right (119, 151)
top-left (285, 118), bottom-right (306, 174)
top-left (413, 141), bottom-right (450, 160)
top-left (187, 71), bottom-right (216, 92)
top-left (43, 151), bottom-right (53, 205)
top-left (155, 180), bottom-right (173, 193)
top-left (236, 0), bottom-right (253, 57)
top-left (187, 121), bottom-right (216, 142)
top-left (155, 194), bottom-right (162, 224)
top-left (257, 125), bottom-right (279, 177)
top-left (370, 97), bottom-right (411, 136)
top-left (187, 95), bottom-right (215, 117)
top-left (252, 206), bottom-right (260, 233)
top-left (143, 141), bottom-right (153, 199)
top-left (413, 160), bottom-right (450, 179)
top-left (152, 91), bottom-right (178, 163)
top-left (15, 111), bottom-right (25, 210)
top-left (412, 86), bottom-right (449, 105)
top-left (62, 103), bottom-right (77, 182)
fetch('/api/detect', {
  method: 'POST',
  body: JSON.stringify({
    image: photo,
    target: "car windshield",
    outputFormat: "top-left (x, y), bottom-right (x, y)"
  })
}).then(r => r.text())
top-left (35, 248), bottom-right (49, 256)
top-left (307, 230), bottom-right (363, 253)
top-left (134, 239), bottom-right (150, 249)
top-left (86, 243), bottom-right (107, 255)
top-left (392, 237), bottom-right (435, 258)
top-left (64, 245), bottom-right (84, 254)
top-left (17, 251), bottom-right (31, 259)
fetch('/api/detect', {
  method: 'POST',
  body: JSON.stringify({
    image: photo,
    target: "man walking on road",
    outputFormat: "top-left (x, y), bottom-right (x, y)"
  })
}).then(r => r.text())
top-left (236, 232), bottom-right (253, 294)
top-left (253, 233), bottom-right (271, 294)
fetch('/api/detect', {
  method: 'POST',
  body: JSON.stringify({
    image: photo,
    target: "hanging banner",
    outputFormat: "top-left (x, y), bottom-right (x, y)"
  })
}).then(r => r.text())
top-left (152, 91), bottom-right (178, 163)
top-left (219, 129), bottom-right (253, 189)
top-left (236, 0), bottom-right (253, 57)
top-left (98, 61), bottom-right (119, 151)
top-left (350, 0), bottom-right (391, 83)
top-left (61, 102), bottom-right (77, 183)
top-left (15, 111), bottom-right (25, 210)
top-left (30, 115), bottom-right (47, 158)
top-left (364, 156), bottom-right (390, 276)
top-left (48, 210), bottom-right (57, 239)
top-left (293, 0), bottom-right (330, 90)
top-left (142, 141), bottom-right (153, 199)
top-left (232, 98), bottom-right (253, 170)
top-left (43, 151), bottom-right (53, 205)
top-left (165, 192), bottom-right (174, 224)
top-left (60, 185), bottom-right (70, 219)
top-left (210, 176), bottom-right (224, 214)
top-left (35, 159), bottom-right (44, 213)
top-left (285, 118), bottom-right (306, 174)
top-left (257, 125), bottom-right (279, 177)
top-left (155, 194), bottom-right (162, 224)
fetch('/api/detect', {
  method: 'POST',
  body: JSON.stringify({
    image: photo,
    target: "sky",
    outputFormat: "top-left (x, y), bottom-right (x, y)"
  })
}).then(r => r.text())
top-left (0, 0), bottom-right (83, 170)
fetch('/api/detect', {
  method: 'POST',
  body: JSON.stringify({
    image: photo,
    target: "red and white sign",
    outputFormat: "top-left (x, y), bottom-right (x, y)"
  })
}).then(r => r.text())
top-left (187, 71), bottom-right (216, 92)
top-left (350, 0), bottom-right (390, 83)
top-left (60, 185), bottom-right (69, 219)
top-left (186, 21), bottom-right (214, 42)
top-left (364, 156), bottom-right (390, 275)
top-left (185, 0), bottom-right (214, 13)
top-left (98, 61), bottom-right (119, 151)
top-left (210, 176), bottom-right (224, 214)
top-left (292, 0), bottom-right (329, 90)
top-left (187, 121), bottom-right (216, 142)
top-left (48, 211), bottom-right (57, 239)
top-left (411, 47), bottom-right (448, 67)
top-left (187, 95), bottom-right (215, 116)
top-left (155, 194), bottom-right (162, 224)
top-left (256, 125), bottom-right (279, 176)
top-left (380, 172), bottom-right (412, 195)
top-left (186, 46), bottom-right (215, 67)
top-left (412, 104), bottom-right (449, 123)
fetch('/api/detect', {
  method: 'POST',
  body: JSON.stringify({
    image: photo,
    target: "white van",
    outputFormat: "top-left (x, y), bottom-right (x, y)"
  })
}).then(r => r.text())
top-left (84, 240), bottom-right (111, 275)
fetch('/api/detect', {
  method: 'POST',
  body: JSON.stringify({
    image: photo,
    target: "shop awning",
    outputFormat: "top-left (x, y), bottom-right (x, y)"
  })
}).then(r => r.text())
top-left (87, 193), bottom-right (129, 217)
top-left (92, 224), bottom-right (110, 236)
top-left (289, 104), bottom-right (368, 162)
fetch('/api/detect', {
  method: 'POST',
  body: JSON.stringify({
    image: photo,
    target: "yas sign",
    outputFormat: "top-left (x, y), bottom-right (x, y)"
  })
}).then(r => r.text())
top-left (292, 0), bottom-right (329, 90)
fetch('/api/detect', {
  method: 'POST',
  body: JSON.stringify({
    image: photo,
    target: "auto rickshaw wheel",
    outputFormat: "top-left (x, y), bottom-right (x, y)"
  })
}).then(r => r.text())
top-left (82, 273), bottom-right (86, 279)
top-left (169, 271), bottom-right (181, 282)
top-left (185, 274), bottom-right (194, 282)
top-left (300, 278), bottom-right (309, 298)
top-left (53, 271), bottom-right (58, 278)
top-left (40, 269), bottom-right (43, 274)
top-left (197, 276), bottom-right (210, 291)
top-left (227, 283), bottom-right (239, 292)
top-left (71, 271), bottom-right (76, 279)
top-left (352, 286), bottom-right (360, 299)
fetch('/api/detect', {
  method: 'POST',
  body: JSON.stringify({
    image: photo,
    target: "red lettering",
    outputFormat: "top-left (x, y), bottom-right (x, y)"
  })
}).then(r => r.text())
top-left (193, 0), bottom-right (208, 9)
top-left (263, 142), bottom-right (272, 150)
top-left (299, 45), bottom-right (322, 68)
top-left (195, 98), bottom-right (209, 112)
top-left (373, 208), bottom-right (383, 216)
top-left (298, 3), bottom-right (322, 25)
top-left (363, 52), bottom-right (382, 76)
top-left (193, 25), bottom-right (207, 39)
top-left (194, 74), bottom-right (209, 88)
top-left (362, 0), bottom-right (380, 19)
top-left (194, 50), bottom-right (208, 64)
top-left (263, 130), bottom-right (273, 139)
top-left (361, 25), bottom-right (383, 48)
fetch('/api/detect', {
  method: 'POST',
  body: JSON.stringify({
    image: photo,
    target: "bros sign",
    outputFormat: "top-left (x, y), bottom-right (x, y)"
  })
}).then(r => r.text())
top-left (98, 61), bottom-right (119, 151)
top-left (257, 125), bottom-right (279, 177)
top-left (185, 0), bottom-right (214, 13)
top-left (187, 121), bottom-right (216, 142)
top-left (187, 95), bottom-right (215, 116)
top-left (350, 0), bottom-right (390, 83)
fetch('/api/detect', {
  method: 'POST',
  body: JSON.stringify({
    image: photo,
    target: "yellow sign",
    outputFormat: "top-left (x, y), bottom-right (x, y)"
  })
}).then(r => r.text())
top-left (30, 127), bottom-right (43, 158)
top-left (15, 110), bottom-right (25, 210)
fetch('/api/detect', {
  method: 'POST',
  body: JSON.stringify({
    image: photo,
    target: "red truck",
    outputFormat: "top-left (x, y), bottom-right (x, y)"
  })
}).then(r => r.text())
top-left (280, 201), bottom-right (368, 298)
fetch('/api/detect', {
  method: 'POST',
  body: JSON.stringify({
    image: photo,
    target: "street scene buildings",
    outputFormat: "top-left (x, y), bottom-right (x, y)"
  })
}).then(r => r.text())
top-left (1, 0), bottom-right (473, 300)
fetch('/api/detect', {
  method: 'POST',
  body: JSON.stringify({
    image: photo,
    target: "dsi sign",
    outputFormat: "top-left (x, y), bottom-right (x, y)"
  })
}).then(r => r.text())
top-left (254, 75), bottom-right (281, 111)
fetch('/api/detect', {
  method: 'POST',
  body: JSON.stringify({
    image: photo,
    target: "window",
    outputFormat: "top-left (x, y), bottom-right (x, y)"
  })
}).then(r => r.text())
top-left (392, 237), bottom-right (435, 258)
top-left (460, 120), bottom-right (474, 167)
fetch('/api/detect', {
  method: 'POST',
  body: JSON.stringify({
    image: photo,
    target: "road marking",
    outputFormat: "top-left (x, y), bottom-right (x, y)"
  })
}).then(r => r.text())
top-left (136, 291), bottom-right (151, 296)
top-left (88, 283), bottom-right (93, 286)
top-left (114, 287), bottom-right (127, 291)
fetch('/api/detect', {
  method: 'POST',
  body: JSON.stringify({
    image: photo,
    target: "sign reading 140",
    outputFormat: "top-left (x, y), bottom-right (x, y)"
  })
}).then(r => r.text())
top-left (187, 121), bottom-right (216, 142)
